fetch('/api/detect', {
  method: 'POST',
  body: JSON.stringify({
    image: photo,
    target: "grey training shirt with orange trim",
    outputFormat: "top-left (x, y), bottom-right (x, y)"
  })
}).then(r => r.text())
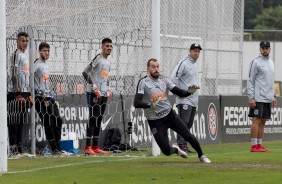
top-left (34, 58), bottom-right (51, 96)
top-left (136, 75), bottom-right (176, 120)
top-left (8, 49), bottom-right (30, 92)
top-left (84, 54), bottom-right (111, 96)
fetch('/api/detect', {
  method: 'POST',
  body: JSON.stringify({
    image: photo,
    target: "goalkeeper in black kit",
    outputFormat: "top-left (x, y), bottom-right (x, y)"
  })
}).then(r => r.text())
top-left (134, 58), bottom-right (211, 163)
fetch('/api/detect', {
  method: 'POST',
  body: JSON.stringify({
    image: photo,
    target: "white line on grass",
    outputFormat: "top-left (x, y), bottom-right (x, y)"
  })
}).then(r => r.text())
top-left (7, 157), bottom-right (146, 174)
top-left (7, 148), bottom-right (282, 174)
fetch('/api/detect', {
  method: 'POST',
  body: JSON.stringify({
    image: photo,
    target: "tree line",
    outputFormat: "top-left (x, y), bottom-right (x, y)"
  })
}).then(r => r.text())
top-left (245, 0), bottom-right (282, 41)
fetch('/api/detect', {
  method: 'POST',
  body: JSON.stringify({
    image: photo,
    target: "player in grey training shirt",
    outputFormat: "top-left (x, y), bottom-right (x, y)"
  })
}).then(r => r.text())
top-left (247, 41), bottom-right (277, 152)
top-left (82, 38), bottom-right (112, 155)
top-left (170, 43), bottom-right (202, 153)
top-left (134, 58), bottom-right (211, 163)
top-left (34, 42), bottom-right (64, 154)
top-left (7, 32), bottom-right (32, 155)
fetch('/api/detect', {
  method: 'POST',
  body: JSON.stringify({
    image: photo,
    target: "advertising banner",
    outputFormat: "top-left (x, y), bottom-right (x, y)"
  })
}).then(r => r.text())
top-left (22, 94), bottom-right (221, 150)
top-left (221, 96), bottom-right (282, 143)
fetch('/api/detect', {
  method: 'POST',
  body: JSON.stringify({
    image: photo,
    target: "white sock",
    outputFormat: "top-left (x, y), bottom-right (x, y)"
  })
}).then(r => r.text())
top-left (251, 138), bottom-right (257, 146)
top-left (257, 139), bottom-right (262, 145)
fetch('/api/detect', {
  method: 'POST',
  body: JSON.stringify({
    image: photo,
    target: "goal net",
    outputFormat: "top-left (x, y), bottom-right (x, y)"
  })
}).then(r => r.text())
top-left (6, 0), bottom-right (244, 156)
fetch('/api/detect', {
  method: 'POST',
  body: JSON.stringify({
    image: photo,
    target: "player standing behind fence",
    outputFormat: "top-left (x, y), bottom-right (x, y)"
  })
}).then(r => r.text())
top-left (247, 41), bottom-right (277, 152)
top-left (34, 42), bottom-right (70, 155)
top-left (134, 58), bottom-right (211, 163)
top-left (170, 43), bottom-right (202, 153)
top-left (7, 32), bottom-right (32, 156)
top-left (82, 38), bottom-right (112, 155)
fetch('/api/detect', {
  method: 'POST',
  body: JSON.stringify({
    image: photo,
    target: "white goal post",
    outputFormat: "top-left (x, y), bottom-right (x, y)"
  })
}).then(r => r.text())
top-left (151, 0), bottom-right (161, 156)
top-left (0, 0), bottom-right (8, 174)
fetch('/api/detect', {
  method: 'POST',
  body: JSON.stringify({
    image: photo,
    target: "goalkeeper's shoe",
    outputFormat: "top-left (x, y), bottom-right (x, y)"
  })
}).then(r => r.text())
top-left (172, 144), bottom-right (188, 158)
top-left (179, 145), bottom-right (196, 153)
top-left (186, 147), bottom-right (196, 153)
top-left (92, 146), bottom-right (108, 154)
top-left (84, 146), bottom-right (96, 155)
top-left (199, 155), bottom-right (211, 163)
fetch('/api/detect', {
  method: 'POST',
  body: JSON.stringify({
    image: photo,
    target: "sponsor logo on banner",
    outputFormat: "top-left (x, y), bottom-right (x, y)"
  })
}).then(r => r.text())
top-left (223, 106), bottom-right (252, 135)
top-left (130, 105), bottom-right (154, 144)
top-left (223, 106), bottom-right (282, 135)
top-left (223, 106), bottom-right (251, 127)
top-left (192, 113), bottom-right (206, 140)
top-left (207, 103), bottom-right (218, 140)
top-left (174, 105), bottom-right (207, 141)
top-left (101, 117), bottom-right (112, 130)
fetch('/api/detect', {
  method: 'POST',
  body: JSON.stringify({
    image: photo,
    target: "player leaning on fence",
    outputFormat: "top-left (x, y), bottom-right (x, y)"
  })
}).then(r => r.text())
top-left (7, 32), bottom-right (32, 156)
top-left (247, 41), bottom-right (277, 152)
top-left (34, 42), bottom-right (70, 155)
top-left (82, 38), bottom-right (113, 155)
top-left (134, 58), bottom-right (211, 163)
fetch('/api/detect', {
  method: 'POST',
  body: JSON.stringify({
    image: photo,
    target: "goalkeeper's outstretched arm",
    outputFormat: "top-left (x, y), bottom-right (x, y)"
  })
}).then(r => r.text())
top-left (170, 86), bottom-right (191, 98)
top-left (134, 93), bottom-right (150, 109)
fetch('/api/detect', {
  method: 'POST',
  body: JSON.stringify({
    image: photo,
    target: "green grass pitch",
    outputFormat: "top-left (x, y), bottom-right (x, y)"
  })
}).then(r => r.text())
top-left (1, 141), bottom-right (282, 184)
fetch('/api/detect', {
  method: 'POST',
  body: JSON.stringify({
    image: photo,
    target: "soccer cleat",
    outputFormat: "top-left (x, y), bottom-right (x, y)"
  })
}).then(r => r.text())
top-left (199, 155), bottom-right (211, 163)
top-left (172, 144), bottom-right (188, 158)
top-left (178, 144), bottom-right (195, 153)
top-left (184, 146), bottom-right (196, 153)
top-left (15, 153), bottom-right (24, 158)
top-left (92, 146), bottom-right (108, 154)
top-left (257, 144), bottom-right (271, 152)
top-left (53, 150), bottom-right (73, 156)
top-left (84, 146), bottom-right (96, 155)
top-left (42, 147), bottom-right (53, 156)
top-left (250, 144), bottom-right (266, 152)
top-left (179, 146), bottom-right (188, 153)
top-left (22, 153), bottom-right (36, 158)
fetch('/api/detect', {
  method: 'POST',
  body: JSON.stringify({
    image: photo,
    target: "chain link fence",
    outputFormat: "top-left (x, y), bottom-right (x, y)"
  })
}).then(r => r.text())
top-left (6, 0), bottom-right (244, 153)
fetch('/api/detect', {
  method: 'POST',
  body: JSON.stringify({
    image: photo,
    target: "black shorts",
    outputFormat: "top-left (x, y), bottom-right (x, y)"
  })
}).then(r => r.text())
top-left (248, 102), bottom-right (271, 120)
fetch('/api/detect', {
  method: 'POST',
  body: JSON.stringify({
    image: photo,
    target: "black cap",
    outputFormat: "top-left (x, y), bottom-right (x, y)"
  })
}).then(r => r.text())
top-left (260, 41), bottom-right (270, 48)
top-left (190, 43), bottom-right (202, 50)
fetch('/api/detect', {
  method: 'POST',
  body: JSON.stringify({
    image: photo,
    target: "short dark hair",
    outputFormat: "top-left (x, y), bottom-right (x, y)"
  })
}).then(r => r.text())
top-left (17, 32), bottom-right (29, 40)
top-left (102, 38), bottom-right (112, 45)
top-left (39, 42), bottom-right (50, 51)
top-left (147, 58), bottom-right (158, 67)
